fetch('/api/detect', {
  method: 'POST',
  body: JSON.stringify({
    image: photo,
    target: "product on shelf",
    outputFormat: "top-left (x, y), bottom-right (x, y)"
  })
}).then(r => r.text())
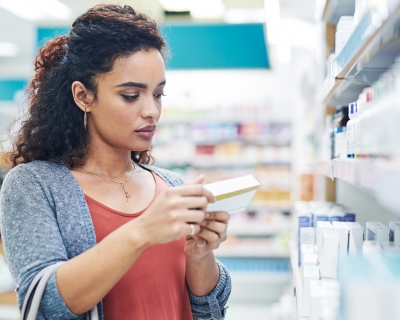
top-left (332, 221), bottom-right (350, 258)
top-left (347, 222), bottom-right (364, 255)
top-left (319, 230), bottom-right (340, 279)
top-left (335, 16), bottom-right (355, 55)
top-left (302, 253), bottom-right (318, 271)
top-left (301, 244), bottom-right (315, 267)
top-left (389, 221), bottom-right (400, 243)
top-left (346, 101), bottom-right (357, 158)
top-left (302, 265), bottom-right (320, 317)
top-left (329, 56), bottom-right (400, 161)
top-left (366, 222), bottom-right (390, 242)
top-left (316, 221), bottom-right (333, 254)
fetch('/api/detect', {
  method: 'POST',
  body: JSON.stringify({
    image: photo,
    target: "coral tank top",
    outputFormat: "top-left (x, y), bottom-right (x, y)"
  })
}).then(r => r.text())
top-left (85, 172), bottom-right (193, 320)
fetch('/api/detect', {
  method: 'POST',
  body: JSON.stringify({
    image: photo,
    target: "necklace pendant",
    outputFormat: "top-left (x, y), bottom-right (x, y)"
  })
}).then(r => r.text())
top-left (121, 182), bottom-right (132, 202)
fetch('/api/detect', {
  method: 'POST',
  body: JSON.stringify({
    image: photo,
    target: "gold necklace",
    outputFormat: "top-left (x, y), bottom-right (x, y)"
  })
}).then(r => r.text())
top-left (77, 161), bottom-right (136, 202)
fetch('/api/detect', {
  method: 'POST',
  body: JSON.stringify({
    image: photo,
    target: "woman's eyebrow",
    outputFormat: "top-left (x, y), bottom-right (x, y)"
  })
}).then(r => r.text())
top-left (115, 80), bottom-right (166, 89)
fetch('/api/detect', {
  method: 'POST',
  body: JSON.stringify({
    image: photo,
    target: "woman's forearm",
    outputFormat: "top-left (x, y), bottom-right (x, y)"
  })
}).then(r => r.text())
top-left (186, 252), bottom-right (220, 296)
top-left (56, 219), bottom-right (148, 315)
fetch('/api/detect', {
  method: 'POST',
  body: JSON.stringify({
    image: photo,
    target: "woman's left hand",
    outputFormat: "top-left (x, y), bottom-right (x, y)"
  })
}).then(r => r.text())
top-left (184, 210), bottom-right (229, 261)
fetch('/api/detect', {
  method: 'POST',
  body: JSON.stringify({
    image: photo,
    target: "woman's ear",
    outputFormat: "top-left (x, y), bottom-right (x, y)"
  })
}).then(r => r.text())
top-left (71, 81), bottom-right (95, 112)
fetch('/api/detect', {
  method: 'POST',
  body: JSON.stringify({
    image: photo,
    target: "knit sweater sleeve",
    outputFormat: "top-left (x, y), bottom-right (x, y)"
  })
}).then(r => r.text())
top-left (145, 165), bottom-right (232, 319)
top-left (0, 165), bottom-right (83, 319)
top-left (189, 260), bottom-right (231, 320)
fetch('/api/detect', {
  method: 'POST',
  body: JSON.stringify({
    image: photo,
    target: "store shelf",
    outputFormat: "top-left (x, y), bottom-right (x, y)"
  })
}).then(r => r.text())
top-left (156, 162), bottom-right (291, 169)
top-left (317, 160), bottom-right (334, 180)
top-left (320, 0), bottom-right (355, 25)
top-left (321, 5), bottom-right (400, 105)
top-left (153, 140), bottom-right (291, 147)
top-left (318, 159), bottom-right (400, 215)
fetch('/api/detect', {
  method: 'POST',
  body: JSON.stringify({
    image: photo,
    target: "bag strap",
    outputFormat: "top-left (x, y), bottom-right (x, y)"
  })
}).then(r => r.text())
top-left (21, 262), bottom-right (99, 320)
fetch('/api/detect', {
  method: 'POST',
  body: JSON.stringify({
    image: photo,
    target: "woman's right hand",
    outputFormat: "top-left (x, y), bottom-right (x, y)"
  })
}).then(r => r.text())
top-left (131, 182), bottom-right (215, 246)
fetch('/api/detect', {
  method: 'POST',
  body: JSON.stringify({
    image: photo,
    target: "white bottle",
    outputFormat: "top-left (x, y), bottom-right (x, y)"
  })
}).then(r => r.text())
top-left (346, 102), bottom-right (357, 158)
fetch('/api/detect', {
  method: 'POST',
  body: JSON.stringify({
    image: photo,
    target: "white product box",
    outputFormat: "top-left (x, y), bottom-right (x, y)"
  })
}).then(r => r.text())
top-left (297, 211), bottom-right (312, 266)
top-left (366, 222), bottom-right (390, 242)
top-left (332, 221), bottom-right (350, 257)
top-left (362, 241), bottom-right (382, 256)
top-left (302, 265), bottom-right (320, 317)
top-left (301, 244), bottom-right (315, 267)
top-left (300, 227), bottom-right (315, 245)
top-left (310, 280), bottom-right (327, 320)
top-left (319, 229), bottom-right (339, 279)
top-left (346, 222), bottom-right (364, 255)
top-left (389, 221), bottom-right (400, 244)
top-left (204, 175), bottom-right (259, 214)
top-left (316, 221), bottom-right (333, 254)
top-left (302, 253), bottom-right (318, 274)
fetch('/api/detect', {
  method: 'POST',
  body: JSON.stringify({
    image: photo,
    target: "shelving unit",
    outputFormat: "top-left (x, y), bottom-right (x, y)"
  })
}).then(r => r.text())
top-left (320, 0), bottom-right (355, 25)
top-left (320, 5), bottom-right (400, 106)
top-left (293, 2), bottom-right (400, 319)
top-left (318, 159), bottom-right (400, 215)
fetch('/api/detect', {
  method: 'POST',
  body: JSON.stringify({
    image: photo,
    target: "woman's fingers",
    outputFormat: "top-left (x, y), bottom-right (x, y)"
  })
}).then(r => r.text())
top-left (185, 223), bottom-right (201, 236)
top-left (191, 234), bottom-right (208, 247)
top-left (200, 220), bottom-right (227, 235)
top-left (197, 228), bottom-right (221, 247)
top-left (173, 185), bottom-right (215, 203)
top-left (205, 211), bottom-right (230, 223)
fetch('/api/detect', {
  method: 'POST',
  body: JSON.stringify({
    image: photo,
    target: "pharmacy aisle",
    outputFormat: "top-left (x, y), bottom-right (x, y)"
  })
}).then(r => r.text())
top-left (292, 0), bottom-right (400, 319)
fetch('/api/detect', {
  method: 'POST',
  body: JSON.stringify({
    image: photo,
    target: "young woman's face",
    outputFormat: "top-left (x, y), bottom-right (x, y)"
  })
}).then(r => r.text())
top-left (89, 49), bottom-right (165, 152)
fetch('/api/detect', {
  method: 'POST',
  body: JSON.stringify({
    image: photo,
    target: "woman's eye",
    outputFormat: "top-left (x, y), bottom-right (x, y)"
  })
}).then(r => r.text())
top-left (121, 94), bottom-right (139, 101)
top-left (154, 93), bottom-right (166, 99)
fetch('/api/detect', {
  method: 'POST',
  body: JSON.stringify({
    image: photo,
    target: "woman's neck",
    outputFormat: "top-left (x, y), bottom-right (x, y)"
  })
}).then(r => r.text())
top-left (80, 143), bottom-right (136, 180)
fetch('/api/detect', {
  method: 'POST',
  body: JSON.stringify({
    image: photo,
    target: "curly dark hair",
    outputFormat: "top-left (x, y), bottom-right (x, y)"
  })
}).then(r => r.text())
top-left (8, 4), bottom-right (166, 168)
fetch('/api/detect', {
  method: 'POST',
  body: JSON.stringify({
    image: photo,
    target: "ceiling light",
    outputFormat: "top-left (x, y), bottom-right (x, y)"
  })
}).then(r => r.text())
top-left (224, 8), bottom-right (266, 24)
top-left (0, 0), bottom-right (73, 20)
top-left (264, 0), bottom-right (281, 45)
top-left (158, 0), bottom-right (191, 12)
top-left (0, 42), bottom-right (19, 57)
top-left (190, 0), bottom-right (225, 19)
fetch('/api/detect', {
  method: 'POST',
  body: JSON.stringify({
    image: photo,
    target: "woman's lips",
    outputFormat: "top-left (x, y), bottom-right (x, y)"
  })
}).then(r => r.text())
top-left (135, 125), bottom-right (156, 138)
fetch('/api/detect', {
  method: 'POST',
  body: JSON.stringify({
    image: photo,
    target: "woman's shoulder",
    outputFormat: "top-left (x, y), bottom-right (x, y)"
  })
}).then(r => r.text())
top-left (140, 164), bottom-right (184, 187)
top-left (3, 160), bottom-right (69, 189)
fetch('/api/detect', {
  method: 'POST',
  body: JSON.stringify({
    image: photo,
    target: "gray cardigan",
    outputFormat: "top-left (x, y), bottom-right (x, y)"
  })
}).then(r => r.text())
top-left (0, 160), bottom-right (231, 320)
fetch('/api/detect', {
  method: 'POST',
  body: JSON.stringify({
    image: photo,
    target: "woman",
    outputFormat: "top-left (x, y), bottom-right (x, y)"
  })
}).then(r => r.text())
top-left (0, 4), bottom-right (231, 320)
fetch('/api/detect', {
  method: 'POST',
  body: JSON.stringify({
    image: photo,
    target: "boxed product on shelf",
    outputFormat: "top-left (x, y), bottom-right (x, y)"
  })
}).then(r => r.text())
top-left (366, 222), bottom-right (390, 242)
top-left (332, 221), bottom-right (350, 258)
top-left (389, 221), bottom-right (400, 243)
top-left (319, 230), bottom-right (340, 279)
top-left (347, 222), bottom-right (364, 255)
top-left (335, 16), bottom-right (355, 55)
top-left (302, 265), bottom-right (320, 317)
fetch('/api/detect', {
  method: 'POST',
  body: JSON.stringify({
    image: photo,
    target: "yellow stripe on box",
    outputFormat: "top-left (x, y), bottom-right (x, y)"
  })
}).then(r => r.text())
top-left (214, 186), bottom-right (259, 201)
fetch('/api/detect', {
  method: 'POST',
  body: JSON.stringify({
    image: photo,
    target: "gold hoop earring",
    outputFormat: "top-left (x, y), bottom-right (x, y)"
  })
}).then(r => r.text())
top-left (84, 108), bottom-right (87, 130)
